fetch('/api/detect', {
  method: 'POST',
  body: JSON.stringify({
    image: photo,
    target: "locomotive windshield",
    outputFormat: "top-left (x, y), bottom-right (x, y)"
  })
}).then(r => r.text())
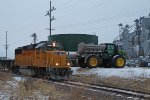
top-left (35, 41), bottom-right (63, 51)
top-left (35, 43), bottom-right (45, 48)
top-left (46, 44), bottom-right (63, 51)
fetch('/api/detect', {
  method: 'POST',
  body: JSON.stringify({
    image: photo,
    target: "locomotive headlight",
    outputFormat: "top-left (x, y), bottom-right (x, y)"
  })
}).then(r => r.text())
top-left (52, 42), bottom-right (56, 47)
top-left (56, 63), bottom-right (59, 66)
top-left (67, 62), bottom-right (70, 66)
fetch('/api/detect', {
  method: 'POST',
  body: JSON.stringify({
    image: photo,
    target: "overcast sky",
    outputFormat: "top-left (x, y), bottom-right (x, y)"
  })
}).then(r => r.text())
top-left (0, 0), bottom-right (150, 58)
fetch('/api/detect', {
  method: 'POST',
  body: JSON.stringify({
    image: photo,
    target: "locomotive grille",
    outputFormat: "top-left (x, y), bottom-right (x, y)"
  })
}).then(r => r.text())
top-left (47, 51), bottom-right (69, 67)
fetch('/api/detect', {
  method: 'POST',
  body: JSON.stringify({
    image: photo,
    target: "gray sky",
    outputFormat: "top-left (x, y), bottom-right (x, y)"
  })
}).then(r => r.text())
top-left (0, 0), bottom-right (150, 58)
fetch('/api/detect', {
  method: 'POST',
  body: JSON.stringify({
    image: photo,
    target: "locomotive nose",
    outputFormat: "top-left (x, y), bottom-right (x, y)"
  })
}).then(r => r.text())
top-left (50, 51), bottom-right (71, 68)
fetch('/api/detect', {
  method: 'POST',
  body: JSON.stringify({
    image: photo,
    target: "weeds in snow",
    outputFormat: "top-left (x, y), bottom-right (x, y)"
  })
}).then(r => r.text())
top-left (10, 79), bottom-right (64, 100)
top-left (0, 72), bottom-right (12, 81)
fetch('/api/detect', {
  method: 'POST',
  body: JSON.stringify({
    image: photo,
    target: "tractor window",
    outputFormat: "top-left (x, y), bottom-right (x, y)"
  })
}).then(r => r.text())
top-left (107, 45), bottom-right (115, 50)
top-left (106, 44), bottom-right (115, 56)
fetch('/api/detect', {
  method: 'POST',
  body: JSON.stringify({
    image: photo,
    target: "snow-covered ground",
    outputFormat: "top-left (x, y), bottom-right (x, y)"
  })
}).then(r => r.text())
top-left (1, 67), bottom-right (150, 99)
top-left (71, 66), bottom-right (150, 79)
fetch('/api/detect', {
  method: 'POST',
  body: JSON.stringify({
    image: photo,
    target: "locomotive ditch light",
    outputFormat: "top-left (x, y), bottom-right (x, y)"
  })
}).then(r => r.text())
top-left (67, 62), bottom-right (70, 66)
top-left (56, 63), bottom-right (59, 66)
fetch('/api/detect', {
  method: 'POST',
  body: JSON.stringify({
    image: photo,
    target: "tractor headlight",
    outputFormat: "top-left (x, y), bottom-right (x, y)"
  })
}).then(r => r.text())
top-left (56, 63), bottom-right (59, 66)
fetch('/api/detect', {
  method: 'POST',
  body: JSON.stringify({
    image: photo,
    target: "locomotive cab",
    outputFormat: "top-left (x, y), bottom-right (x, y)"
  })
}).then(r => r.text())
top-left (35, 41), bottom-right (63, 51)
top-left (35, 41), bottom-right (71, 68)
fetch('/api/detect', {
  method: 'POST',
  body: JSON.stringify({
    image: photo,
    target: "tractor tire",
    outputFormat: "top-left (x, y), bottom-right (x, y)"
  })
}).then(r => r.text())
top-left (86, 55), bottom-right (99, 68)
top-left (112, 55), bottom-right (125, 68)
top-left (78, 58), bottom-right (86, 68)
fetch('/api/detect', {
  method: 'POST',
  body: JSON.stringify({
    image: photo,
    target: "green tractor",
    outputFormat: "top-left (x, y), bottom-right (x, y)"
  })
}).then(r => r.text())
top-left (77, 43), bottom-right (126, 68)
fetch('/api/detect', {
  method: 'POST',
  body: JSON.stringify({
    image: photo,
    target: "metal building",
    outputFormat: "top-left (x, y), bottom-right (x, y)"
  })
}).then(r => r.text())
top-left (114, 14), bottom-right (150, 59)
top-left (48, 34), bottom-right (98, 51)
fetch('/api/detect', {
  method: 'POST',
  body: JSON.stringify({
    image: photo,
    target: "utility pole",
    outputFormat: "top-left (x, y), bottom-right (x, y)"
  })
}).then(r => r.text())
top-left (45, 1), bottom-right (56, 41)
top-left (4, 31), bottom-right (9, 60)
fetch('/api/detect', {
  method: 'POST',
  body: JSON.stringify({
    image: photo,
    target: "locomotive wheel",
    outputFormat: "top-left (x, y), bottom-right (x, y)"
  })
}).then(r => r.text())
top-left (112, 55), bottom-right (125, 68)
top-left (86, 55), bottom-right (99, 68)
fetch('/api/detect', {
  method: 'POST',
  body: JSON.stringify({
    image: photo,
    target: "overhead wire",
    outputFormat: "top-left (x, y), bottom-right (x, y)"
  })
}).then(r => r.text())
top-left (51, 0), bottom-right (71, 8)
top-left (58, 0), bottom-right (112, 18)
top-left (9, 15), bottom-right (47, 46)
top-left (55, 8), bottom-right (150, 29)
top-left (55, 0), bottom-right (111, 21)
top-left (11, 1), bottom-right (83, 39)
top-left (8, 4), bottom-right (150, 45)
top-left (7, 1), bottom-right (150, 45)
top-left (56, 0), bottom-right (85, 11)
top-left (11, 0), bottom-right (110, 36)
top-left (55, 19), bottom-right (135, 34)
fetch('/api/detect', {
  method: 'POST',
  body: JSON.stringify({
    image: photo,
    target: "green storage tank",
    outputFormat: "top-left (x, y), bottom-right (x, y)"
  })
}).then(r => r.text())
top-left (49, 34), bottom-right (98, 51)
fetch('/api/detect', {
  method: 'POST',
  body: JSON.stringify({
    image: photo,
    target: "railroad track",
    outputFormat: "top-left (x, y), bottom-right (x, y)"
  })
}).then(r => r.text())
top-left (54, 81), bottom-right (150, 99)
top-left (1, 67), bottom-right (150, 99)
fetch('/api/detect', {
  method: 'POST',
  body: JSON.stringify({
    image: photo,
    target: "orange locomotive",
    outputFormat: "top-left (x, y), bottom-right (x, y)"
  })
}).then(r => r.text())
top-left (13, 41), bottom-right (72, 80)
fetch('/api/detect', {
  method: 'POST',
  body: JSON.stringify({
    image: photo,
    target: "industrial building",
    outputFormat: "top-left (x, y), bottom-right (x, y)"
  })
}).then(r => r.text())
top-left (114, 13), bottom-right (150, 60)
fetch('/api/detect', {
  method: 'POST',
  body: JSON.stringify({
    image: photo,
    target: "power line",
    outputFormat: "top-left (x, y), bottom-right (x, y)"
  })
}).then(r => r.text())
top-left (56, 0), bottom-right (84, 11)
top-left (54, 0), bottom-right (87, 19)
top-left (55, 8), bottom-right (150, 29)
top-left (55, 0), bottom-right (75, 9)
top-left (54, 18), bottom-right (142, 37)
top-left (57, 0), bottom-right (111, 17)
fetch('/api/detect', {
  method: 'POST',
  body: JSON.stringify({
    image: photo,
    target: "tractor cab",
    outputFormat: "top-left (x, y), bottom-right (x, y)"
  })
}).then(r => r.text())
top-left (102, 43), bottom-right (125, 68)
top-left (104, 43), bottom-right (118, 57)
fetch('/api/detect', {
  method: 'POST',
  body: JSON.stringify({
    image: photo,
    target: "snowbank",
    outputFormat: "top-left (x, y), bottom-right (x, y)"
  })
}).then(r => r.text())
top-left (71, 67), bottom-right (150, 79)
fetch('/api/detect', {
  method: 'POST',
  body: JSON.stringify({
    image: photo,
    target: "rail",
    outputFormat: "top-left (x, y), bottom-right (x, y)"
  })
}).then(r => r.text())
top-left (54, 81), bottom-right (150, 99)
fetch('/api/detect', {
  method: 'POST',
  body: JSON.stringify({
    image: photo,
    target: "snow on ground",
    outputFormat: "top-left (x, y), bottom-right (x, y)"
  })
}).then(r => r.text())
top-left (71, 66), bottom-right (150, 79)
top-left (0, 77), bottom-right (50, 100)
top-left (0, 92), bottom-right (10, 100)
top-left (13, 76), bottom-right (25, 81)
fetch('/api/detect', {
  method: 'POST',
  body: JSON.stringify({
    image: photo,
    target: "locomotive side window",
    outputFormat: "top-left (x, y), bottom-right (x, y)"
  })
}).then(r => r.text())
top-left (35, 43), bottom-right (45, 49)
